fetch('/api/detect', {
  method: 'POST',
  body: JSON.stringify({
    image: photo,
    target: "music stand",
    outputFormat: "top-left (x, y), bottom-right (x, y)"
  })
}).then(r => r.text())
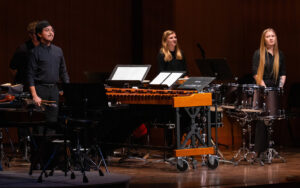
top-left (84, 72), bottom-right (110, 83)
top-left (107, 64), bottom-right (151, 87)
top-left (178, 77), bottom-right (215, 92)
top-left (195, 58), bottom-right (233, 81)
top-left (62, 83), bottom-right (108, 116)
top-left (149, 72), bottom-right (185, 89)
top-left (61, 83), bottom-right (109, 182)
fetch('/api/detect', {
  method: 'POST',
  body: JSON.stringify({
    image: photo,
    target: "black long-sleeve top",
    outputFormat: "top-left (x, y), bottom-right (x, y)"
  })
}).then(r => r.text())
top-left (27, 43), bottom-right (70, 86)
top-left (157, 50), bottom-right (188, 75)
top-left (9, 40), bottom-right (35, 85)
top-left (252, 49), bottom-right (286, 87)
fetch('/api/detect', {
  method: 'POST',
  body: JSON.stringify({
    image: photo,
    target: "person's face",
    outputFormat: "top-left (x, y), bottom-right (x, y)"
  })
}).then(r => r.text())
top-left (38, 25), bottom-right (55, 43)
top-left (264, 30), bottom-right (276, 48)
top-left (166, 33), bottom-right (177, 50)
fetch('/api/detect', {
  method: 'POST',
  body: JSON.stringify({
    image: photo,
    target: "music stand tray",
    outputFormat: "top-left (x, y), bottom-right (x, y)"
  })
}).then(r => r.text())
top-left (178, 77), bottom-right (215, 92)
top-left (107, 64), bottom-right (151, 87)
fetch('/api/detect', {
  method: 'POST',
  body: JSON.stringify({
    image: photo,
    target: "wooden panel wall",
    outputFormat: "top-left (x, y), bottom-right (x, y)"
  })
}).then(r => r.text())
top-left (141, 0), bottom-right (174, 78)
top-left (173, 0), bottom-right (300, 146)
top-left (0, 0), bottom-right (132, 83)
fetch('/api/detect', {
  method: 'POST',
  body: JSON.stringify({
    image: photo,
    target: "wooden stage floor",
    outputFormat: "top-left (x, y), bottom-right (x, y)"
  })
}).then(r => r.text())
top-left (1, 147), bottom-right (300, 187)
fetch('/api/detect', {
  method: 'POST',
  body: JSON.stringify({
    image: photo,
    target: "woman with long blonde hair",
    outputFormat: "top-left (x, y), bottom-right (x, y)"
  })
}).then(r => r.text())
top-left (252, 28), bottom-right (286, 87)
top-left (252, 28), bottom-right (286, 159)
top-left (157, 30), bottom-right (188, 76)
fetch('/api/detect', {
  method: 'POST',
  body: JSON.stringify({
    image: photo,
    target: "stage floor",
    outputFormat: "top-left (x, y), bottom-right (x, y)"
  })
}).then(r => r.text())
top-left (1, 147), bottom-right (300, 187)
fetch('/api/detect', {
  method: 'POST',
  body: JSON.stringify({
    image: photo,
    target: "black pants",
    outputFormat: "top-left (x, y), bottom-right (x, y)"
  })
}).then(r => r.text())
top-left (35, 84), bottom-right (59, 122)
top-left (254, 120), bottom-right (268, 154)
top-left (32, 84), bottom-right (59, 135)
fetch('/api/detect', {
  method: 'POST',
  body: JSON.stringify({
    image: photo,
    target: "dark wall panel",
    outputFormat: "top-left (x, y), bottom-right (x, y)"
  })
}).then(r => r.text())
top-left (174, 0), bottom-right (300, 83)
top-left (141, 0), bottom-right (174, 79)
top-left (173, 0), bottom-right (300, 146)
top-left (0, 0), bottom-right (132, 83)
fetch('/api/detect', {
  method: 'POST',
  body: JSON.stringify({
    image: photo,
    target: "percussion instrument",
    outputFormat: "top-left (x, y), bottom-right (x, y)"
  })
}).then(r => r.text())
top-left (262, 87), bottom-right (284, 118)
top-left (221, 83), bottom-right (239, 109)
top-left (238, 84), bottom-right (264, 113)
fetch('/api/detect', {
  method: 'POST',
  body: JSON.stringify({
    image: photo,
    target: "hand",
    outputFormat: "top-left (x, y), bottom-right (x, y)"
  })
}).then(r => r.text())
top-left (260, 81), bottom-right (267, 88)
top-left (33, 95), bottom-right (42, 106)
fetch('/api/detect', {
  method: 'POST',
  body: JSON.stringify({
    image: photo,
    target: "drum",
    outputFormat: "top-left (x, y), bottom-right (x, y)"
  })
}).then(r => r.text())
top-left (238, 84), bottom-right (265, 112)
top-left (205, 84), bottom-right (223, 105)
top-left (221, 83), bottom-right (239, 108)
top-left (262, 87), bottom-right (284, 118)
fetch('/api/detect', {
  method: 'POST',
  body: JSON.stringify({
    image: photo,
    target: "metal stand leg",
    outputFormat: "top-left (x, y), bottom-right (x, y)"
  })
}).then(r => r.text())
top-left (263, 119), bottom-right (286, 164)
top-left (232, 117), bottom-right (257, 165)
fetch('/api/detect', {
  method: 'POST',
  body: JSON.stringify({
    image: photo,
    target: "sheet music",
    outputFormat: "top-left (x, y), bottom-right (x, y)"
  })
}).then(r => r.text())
top-left (162, 73), bottom-right (183, 87)
top-left (150, 72), bottom-right (170, 85)
top-left (111, 67), bottom-right (148, 81)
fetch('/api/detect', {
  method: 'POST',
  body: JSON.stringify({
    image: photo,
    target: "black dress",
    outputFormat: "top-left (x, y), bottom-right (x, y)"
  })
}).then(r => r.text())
top-left (157, 50), bottom-right (188, 75)
top-left (252, 49), bottom-right (286, 87)
top-left (252, 49), bottom-right (286, 154)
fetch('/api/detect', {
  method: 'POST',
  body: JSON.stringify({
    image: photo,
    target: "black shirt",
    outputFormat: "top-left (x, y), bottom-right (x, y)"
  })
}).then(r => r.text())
top-left (27, 43), bottom-right (70, 86)
top-left (252, 49), bottom-right (286, 87)
top-left (9, 40), bottom-right (35, 85)
top-left (157, 50), bottom-right (188, 75)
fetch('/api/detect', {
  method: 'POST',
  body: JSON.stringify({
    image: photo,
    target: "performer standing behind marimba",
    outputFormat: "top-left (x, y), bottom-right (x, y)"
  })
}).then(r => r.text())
top-left (157, 30), bottom-right (189, 77)
top-left (252, 28), bottom-right (286, 157)
top-left (9, 21), bottom-right (40, 90)
top-left (28, 20), bottom-right (70, 123)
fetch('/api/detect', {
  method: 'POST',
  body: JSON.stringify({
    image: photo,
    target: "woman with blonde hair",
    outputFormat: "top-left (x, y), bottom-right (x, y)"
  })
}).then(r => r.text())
top-left (157, 30), bottom-right (188, 76)
top-left (252, 28), bottom-right (286, 88)
top-left (252, 28), bottom-right (286, 160)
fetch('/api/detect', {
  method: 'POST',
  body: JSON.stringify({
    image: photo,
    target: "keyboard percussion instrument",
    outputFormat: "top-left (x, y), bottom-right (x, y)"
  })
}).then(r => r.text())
top-left (106, 86), bottom-right (219, 170)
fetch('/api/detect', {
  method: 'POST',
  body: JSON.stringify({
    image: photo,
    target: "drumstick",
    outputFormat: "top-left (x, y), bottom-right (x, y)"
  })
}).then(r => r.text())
top-left (41, 100), bottom-right (56, 103)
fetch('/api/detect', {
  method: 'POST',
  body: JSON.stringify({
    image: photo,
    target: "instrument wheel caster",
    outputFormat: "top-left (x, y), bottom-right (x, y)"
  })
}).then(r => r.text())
top-left (177, 158), bottom-right (189, 172)
top-left (207, 155), bottom-right (219, 169)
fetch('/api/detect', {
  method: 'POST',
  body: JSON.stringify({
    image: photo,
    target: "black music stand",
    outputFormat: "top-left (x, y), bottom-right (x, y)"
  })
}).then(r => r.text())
top-left (107, 64), bottom-right (151, 87)
top-left (62, 83), bottom-right (108, 116)
top-left (195, 58), bottom-right (233, 81)
top-left (83, 71), bottom-right (110, 83)
top-left (60, 83), bottom-right (109, 183)
top-left (178, 77), bottom-right (215, 92)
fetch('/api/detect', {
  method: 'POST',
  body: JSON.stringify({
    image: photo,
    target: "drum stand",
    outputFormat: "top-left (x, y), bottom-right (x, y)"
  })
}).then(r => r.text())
top-left (262, 118), bottom-right (286, 164)
top-left (232, 114), bottom-right (257, 165)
